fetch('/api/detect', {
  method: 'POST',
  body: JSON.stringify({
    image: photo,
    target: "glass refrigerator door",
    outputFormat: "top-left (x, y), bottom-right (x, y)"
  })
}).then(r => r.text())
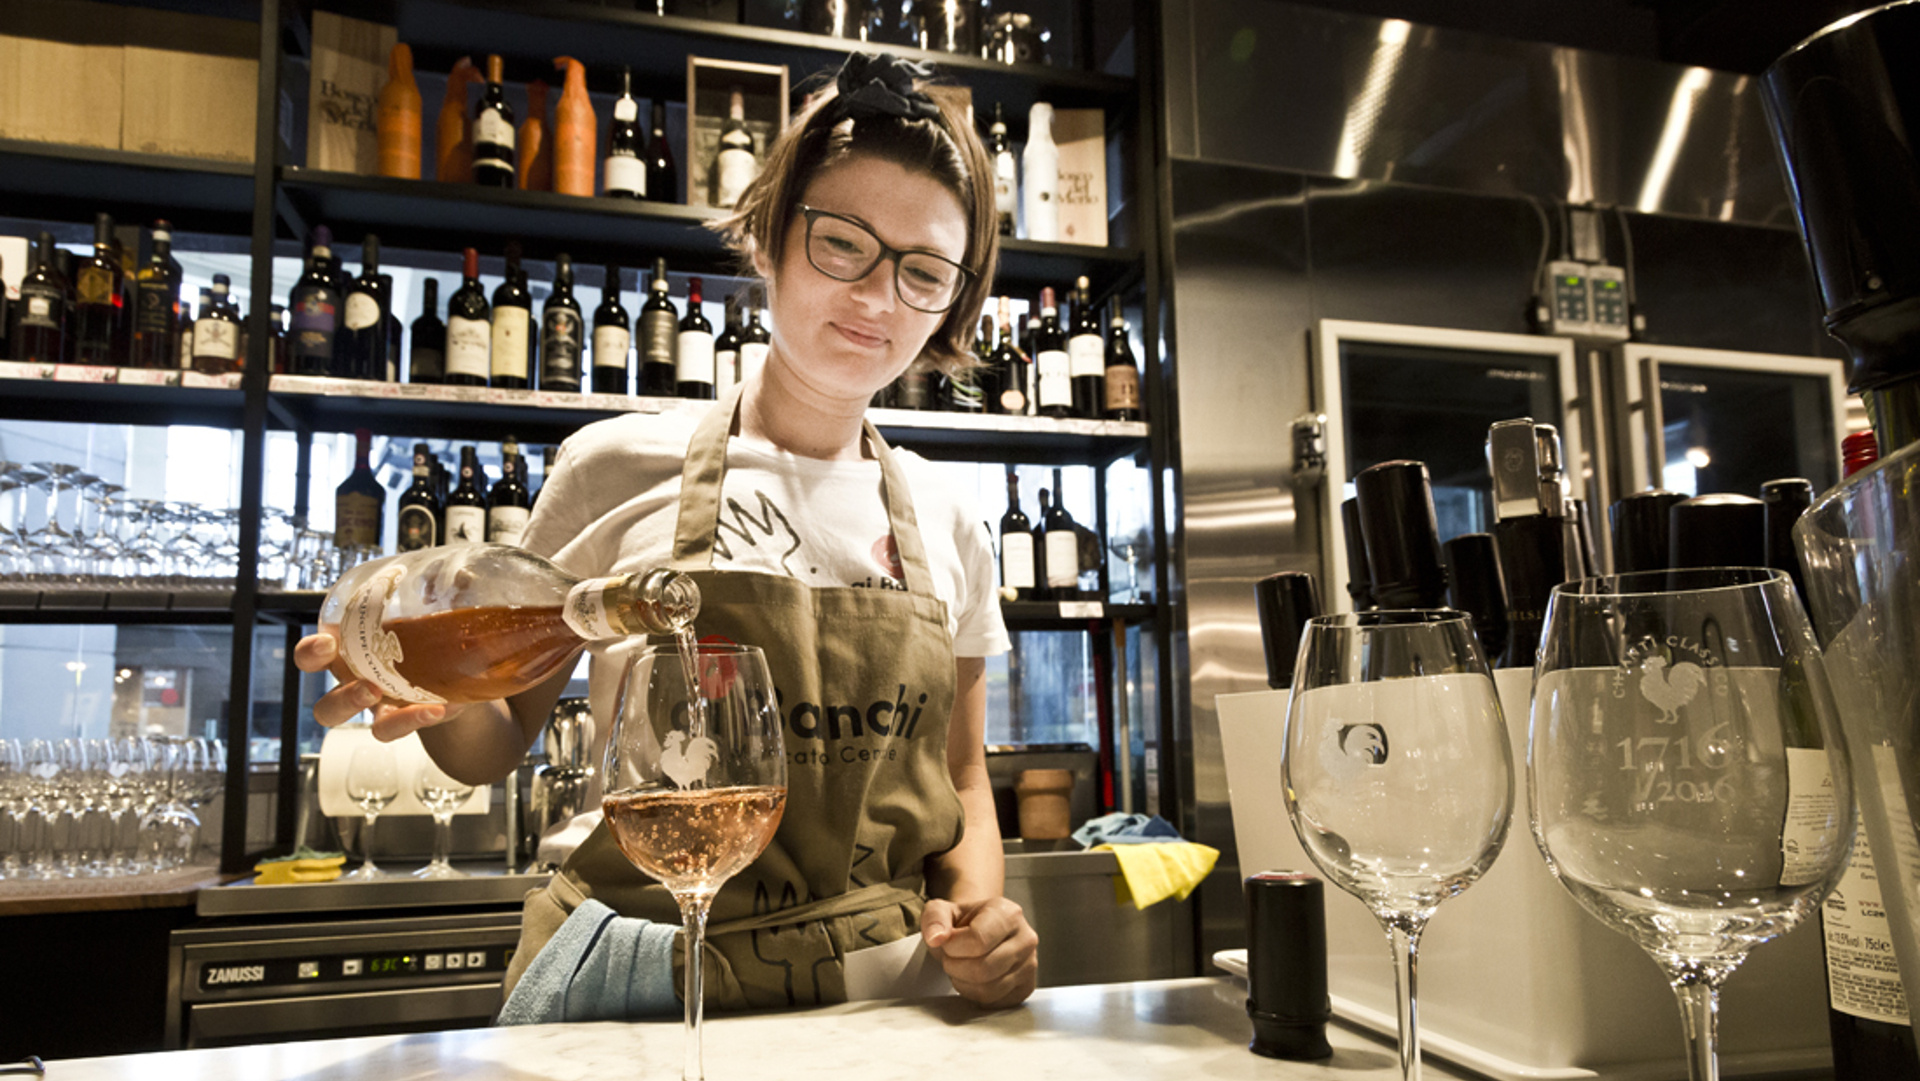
top-left (1615, 344), bottom-right (1848, 498)
top-left (1313, 319), bottom-right (1586, 610)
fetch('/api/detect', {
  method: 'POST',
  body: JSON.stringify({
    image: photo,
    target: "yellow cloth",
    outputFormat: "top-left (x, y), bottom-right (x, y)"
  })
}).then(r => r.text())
top-left (253, 852), bottom-right (346, 884)
top-left (1094, 842), bottom-right (1220, 910)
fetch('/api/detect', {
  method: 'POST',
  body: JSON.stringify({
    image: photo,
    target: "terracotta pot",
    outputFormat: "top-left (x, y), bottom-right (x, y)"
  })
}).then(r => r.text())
top-left (1014, 768), bottom-right (1074, 840)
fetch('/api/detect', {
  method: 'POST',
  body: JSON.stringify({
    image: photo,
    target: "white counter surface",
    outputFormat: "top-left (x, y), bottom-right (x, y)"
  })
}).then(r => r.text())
top-left (46, 977), bottom-right (1481, 1081)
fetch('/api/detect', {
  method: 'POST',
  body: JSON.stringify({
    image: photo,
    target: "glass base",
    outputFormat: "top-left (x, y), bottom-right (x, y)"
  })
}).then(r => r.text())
top-left (413, 858), bottom-right (469, 880)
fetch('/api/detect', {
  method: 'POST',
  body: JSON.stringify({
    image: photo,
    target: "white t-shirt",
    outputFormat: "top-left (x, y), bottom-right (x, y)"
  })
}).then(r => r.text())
top-left (522, 410), bottom-right (1010, 862)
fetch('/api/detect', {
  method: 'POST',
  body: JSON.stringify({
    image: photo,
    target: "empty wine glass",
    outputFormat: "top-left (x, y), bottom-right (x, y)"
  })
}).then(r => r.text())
top-left (344, 743), bottom-right (400, 880)
top-left (1282, 610), bottom-right (1513, 1081)
top-left (1529, 567), bottom-right (1853, 1081)
top-left (139, 738), bottom-right (202, 871)
top-left (413, 758), bottom-right (474, 879)
top-left (605, 643), bottom-right (788, 1081)
top-left (0, 739), bottom-right (26, 878)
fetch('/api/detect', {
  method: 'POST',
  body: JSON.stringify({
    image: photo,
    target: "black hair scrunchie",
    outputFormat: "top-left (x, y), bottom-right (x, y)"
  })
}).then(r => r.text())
top-left (832, 52), bottom-right (940, 123)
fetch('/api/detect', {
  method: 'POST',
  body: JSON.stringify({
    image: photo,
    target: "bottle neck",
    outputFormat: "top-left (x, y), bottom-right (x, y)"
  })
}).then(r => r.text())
top-left (1862, 374), bottom-right (1920, 458)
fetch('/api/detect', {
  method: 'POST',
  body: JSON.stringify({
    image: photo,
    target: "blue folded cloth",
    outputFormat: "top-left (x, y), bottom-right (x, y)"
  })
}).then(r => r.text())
top-left (497, 898), bottom-right (680, 1025)
top-left (1071, 812), bottom-right (1184, 847)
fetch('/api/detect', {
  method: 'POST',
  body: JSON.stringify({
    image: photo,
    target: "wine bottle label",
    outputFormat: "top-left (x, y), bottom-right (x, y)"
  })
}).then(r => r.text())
top-left (344, 292), bottom-right (382, 331)
top-left (444, 505), bottom-right (486, 544)
top-left (563, 575), bottom-right (632, 640)
top-left (1827, 820), bottom-right (1914, 1024)
top-left (411, 346), bottom-right (444, 379)
top-left (715, 146), bottom-right (757, 209)
top-left (715, 349), bottom-right (739, 396)
top-left (1045, 530), bottom-right (1079, 589)
top-left (593, 325), bottom-right (631, 372)
top-left (642, 311), bottom-right (677, 369)
top-left (1001, 533), bottom-right (1036, 590)
top-left (605, 153), bottom-right (645, 197)
top-left (490, 310), bottom-right (528, 380)
top-left (1068, 335), bottom-right (1103, 379)
top-left (1106, 362), bottom-right (1141, 412)
top-left (994, 153), bottom-right (1017, 227)
top-left (136, 282), bottom-right (175, 333)
top-left (194, 319), bottom-right (239, 361)
top-left (1036, 349), bottom-right (1071, 408)
top-left (677, 331), bottom-right (714, 383)
top-left (474, 110), bottom-right (515, 171)
top-left (445, 316), bottom-right (490, 378)
top-left (739, 342), bottom-right (769, 384)
top-left (396, 505), bottom-right (437, 552)
top-left (76, 266), bottom-right (113, 305)
top-left (339, 564), bottom-right (448, 705)
top-left (487, 506), bottom-right (530, 546)
top-left (18, 286), bottom-right (59, 328)
top-left (334, 491), bottom-right (383, 548)
top-left (542, 310), bottom-right (583, 384)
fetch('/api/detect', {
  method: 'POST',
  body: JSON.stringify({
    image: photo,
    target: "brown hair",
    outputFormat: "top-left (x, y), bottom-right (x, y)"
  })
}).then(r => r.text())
top-left (711, 75), bottom-right (998, 377)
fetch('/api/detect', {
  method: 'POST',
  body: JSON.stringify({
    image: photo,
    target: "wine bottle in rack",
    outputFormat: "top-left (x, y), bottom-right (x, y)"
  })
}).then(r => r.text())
top-left (1067, 276), bottom-right (1104, 418)
top-left (488, 449), bottom-right (532, 546)
top-left (999, 466), bottom-right (1036, 601)
top-left (474, 54), bottom-right (517, 188)
top-left (71, 213), bottom-right (121, 366)
top-left (341, 234), bottom-right (388, 381)
top-left (192, 275), bottom-right (241, 375)
top-left (1104, 297), bottom-right (1142, 422)
top-left (739, 286), bottom-right (771, 384)
top-left (491, 244), bottom-right (534, 389)
top-left (290, 226), bottom-right (344, 377)
top-left (445, 446), bottom-right (488, 544)
top-left (176, 298), bottom-right (193, 369)
top-left (409, 278), bottom-right (445, 384)
top-left (990, 300), bottom-right (1027, 416)
top-left (397, 443), bottom-right (440, 553)
top-left (592, 264), bottom-right (632, 394)
top-left (13, 232), bottom-right (68, 364)
top-left (646, 100), bottom-right (677, 204)
top-left (638, 257), bottom-right (678, 396)
top-left (0, 254), bottom-right (9, 359)
top-left (713, 86), bottom-right (757, 209)
top-left (444, 248), bottom-right (491, 387)
top-left (1041, 469), bottom-right (1083, 601)
top-left (132, 220), bottom-right (181, 370)
top-left (987, 103), bottom-right (1016, 237)
top-left (334, 428), bottom-right (385, 552)
top-left (1032, 287), bottom-right (1071, 418)
top-left (533, 445), bottom-right (554, 511)
top-left (714, 292), bottom-right (742, 399)
top-left (676, 276), bottom-right (715, 399)
top-left (1022, 103), bottom-right (1058, 242)
top-left (269, 304), bottom-right (289, 374)
top-left (540, 254), bottom-right (584, 392)
top-left (379, 273), bottom-right (401, 381)
top-left (604, 66), bottom-right (645, 199)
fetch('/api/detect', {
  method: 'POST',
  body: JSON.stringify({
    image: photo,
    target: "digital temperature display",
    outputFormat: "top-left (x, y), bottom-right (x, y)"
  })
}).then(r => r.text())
top-left (369, 955), bottom-right (416, 975)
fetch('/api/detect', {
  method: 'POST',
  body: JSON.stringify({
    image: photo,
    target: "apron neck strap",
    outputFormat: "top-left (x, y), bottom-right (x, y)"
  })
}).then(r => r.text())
top-left (670, 383), bottom-right (937, 594)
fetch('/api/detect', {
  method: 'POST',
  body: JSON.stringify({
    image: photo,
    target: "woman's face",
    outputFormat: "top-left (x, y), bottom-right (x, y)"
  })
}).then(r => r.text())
top-left (757, 154), bottom-right (969, 405)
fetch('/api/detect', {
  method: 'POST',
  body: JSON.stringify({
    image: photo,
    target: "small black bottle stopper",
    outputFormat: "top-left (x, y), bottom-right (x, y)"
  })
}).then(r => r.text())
top-left (1254, 571), bottom-right (1320, 690)
top-left (1245, 871), bottom-right (1333, 1060)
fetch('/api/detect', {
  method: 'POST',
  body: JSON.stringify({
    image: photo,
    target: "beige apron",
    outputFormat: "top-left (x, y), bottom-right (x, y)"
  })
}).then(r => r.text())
top-left (503, 384), bottom-right (965, 1010)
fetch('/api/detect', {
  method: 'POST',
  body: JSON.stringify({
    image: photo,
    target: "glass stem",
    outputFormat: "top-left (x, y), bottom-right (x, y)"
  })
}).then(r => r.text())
top-left (1385, 916), bottom-right (1426, 1081)
top-left (679, 894), bottom-right (713, 1081)
top-left (1671, 977), bottom-right (1720, 1081)
top-left (433, 812), bottom-right (452, 868)
top-left (362, 812), bottom-right (378, 869)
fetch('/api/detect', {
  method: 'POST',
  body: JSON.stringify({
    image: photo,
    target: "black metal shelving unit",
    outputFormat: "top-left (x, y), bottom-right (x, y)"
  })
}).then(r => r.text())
top-left (0, 0), bottom-right (1176, 879)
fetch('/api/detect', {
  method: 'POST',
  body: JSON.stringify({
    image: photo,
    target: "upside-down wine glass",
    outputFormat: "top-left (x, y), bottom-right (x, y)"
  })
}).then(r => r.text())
top-left (1529, 567), bottom-right (1854, 1081)
top-left (1282, 610), bottom-right (1513, 1081)
top-left (604, 643), bottom-right (787, 1081)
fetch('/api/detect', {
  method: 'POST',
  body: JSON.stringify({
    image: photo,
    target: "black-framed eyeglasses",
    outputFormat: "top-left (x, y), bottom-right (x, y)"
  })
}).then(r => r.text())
top-left (799, 206), bottom-right (973, 314)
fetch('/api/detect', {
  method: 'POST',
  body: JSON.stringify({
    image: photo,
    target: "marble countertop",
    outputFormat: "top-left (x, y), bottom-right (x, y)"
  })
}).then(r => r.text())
top-left (45, 978), bottom-right (1481, 1081)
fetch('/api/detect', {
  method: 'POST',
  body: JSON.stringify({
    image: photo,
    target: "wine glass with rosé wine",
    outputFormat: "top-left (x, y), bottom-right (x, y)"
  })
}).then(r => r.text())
top-left (604, 642), bottom-right (787, 1081)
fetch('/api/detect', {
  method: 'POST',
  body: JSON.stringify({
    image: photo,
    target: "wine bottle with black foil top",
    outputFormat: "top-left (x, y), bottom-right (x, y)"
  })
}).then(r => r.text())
top-left (473, 54), bottom-right (517, 188)
top-left (646, 100), bottom-right (677, 204)
top-left (1067, 277), bottom-right (1104, 419)
top-left (739, 287), bottom-right (771, 385)
top-left (290, 227), bottom-right (343, 377)
top-left (341, 235), bottom-right (389, 380)
top-left (592, 264), bottom-right (632, 394)
top-left (396, 443), bottom-right (441, 553)
top-left (987, 103), bottom-right (1016, 237)
top-left (71, 213), bottom-right (122, 366)
top-left (638, 257), bottom-right (678, 396)
top-left (318, 544), bottom-right (699, 708)
top-left (714, 292), bottom-right (743, 400)
top-left (540, 254), bottom-right (584, 392)
top-left (990, 300), bottom-right (1027, 416)
top-left (132, 221), bottom-right (181, 370)
top-left (1032, 287), bottom-right (1072, 418)
top-left (1352, 460), bottom-right (1450, 610)
top-left (675, 276), bottom-right (715, 399)
top-left (334, 428), bottom-right (384, 551)
top-left (490, 244), bottom-right (534, 389)
top-left (409, 279), bottom-right (445, 384)
top-left (13, 232), bottom-right (68, 364)
top-left (444, 446), bottom-right (489, 544)
top-left (487, 450), bottom-right (532, 546)
top-left (1041, 467), bottom-right (1083, 601)
top-left (999, 466), bottom-right (1036, 601)
top-left (604, 66), bottom-right (646, 199)
top-left (444, 248), bottom-right (491, 387)
top-left (192, 275), bottom-right (241, 375)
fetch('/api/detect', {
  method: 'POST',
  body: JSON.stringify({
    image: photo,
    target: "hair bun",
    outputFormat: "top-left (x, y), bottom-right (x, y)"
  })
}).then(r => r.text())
top-left (833, 52), bottom-right (940, 123)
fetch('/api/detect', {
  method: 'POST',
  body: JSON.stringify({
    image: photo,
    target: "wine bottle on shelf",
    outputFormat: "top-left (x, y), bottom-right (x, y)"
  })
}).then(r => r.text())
top-left (539, 254), bottom-right (584, 392)
top-left (444, 248), bottom-right (491, 387)
top-left (713, 86), bottom-right (757, 209)
top-left (182, 292), bottom-right (204, 368)
top-left (552, 57), bottom-right (595, 197)
top-left (989, 300), bottom-right (1027, 416)
top-left (488, 449), bottom-right (532, 546)
top-left (999, 466), bottom-right (1036, 601)
top-left (396, 443), bottom-right (440, 553)
top-left (12, 232), bottom-right (68, 364)
top-left (1032, 287), bottom-right (1071, 418)
top-left (317, 544), bottom-right (699, 707)
top-left (1022, 102), bottom-right (1058, 242)
top-left (1041, 469), bottom-right (1083, 601)
top-left (409, 279), bottom-right (445, 384)
top-left (1067, 276), bottom-right (1104, 418)
top-left (444, 446), bottom-right (489, 544)
top-left (646, 100), bottom-right (677, 204)
top-left (341, 235), bottom-right (388, 380)
top-left (490, 244), bottom-right (534, 389)
top-left (604, 66), bottom-right (645, 199)
top-left (947, 316), bottom-right (991, 415)
top-left (638, 257), bottom-right (678, 395)
top-left (72, 213), bottom-right (122, 366)
top-left (714, 292), bottom-right (742, 399)
top-left (131, 221), bottom-right (181, 370)
top-left (378, 273), bottom-right (400, 381)
top-left (334, 428), bottom-right (385, 552)
top-left (592, 264), bottom-right (632, 394)
top-left (987, 103), bottom-right (1017, 237)
top-left (676, 276), bottom-right (716, 399)
top-left (290, 226), bottom-right (343, 377)
top-left (739, 287), bottom-right (771, 384)
top-left (518, 78), bottom-right (552, 192)
top-left (376, 43), bottom-right (423, 179)
top-left (474, 54), bottom-right (517, 188)
top-left (893, 359), bottom-right (931, 410)
top-left (192, 275), bottom-right (241, 375)
top-left (269, 304), bottom-right (288, 374)
top-left (1103, 297), bottom-right (1142, 422)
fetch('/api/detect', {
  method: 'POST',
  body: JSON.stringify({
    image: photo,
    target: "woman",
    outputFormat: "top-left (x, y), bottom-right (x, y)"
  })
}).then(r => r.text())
top-left (295, 53), bottom-right (1039, 1017)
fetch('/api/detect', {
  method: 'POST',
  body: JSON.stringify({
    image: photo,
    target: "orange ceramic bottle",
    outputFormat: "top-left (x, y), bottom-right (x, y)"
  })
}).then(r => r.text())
top-left (436, 56), bottom-right (479, 183)
top-left (551, 56), bottom-right (597, 197)
top-left (375, 44), bottom-right (422, 178)
top-left (519, 79), bottom-right (553, 191)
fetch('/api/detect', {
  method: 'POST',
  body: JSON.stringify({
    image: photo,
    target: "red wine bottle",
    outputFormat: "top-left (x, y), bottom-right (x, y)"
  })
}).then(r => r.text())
top-left (289, 227), bottom-right (343, 377)
top-left (999, 466), bottom-right (1036, 600)
top-left (490, 244), bottom-right (533, 389)
top-left (444, 248), bottom-right (490, 387)
top-left (334, 428), bottom-right (385, 551)
top-left (444, 446), bottom-right (488, 544)
top-left (409, 278), bottom-right (445, 384)
top-left (1066, 276), bottom-right (1104, 419)
top-left (340, 234), bottom-right (388, 380)
top-left (675, 276), bottom-right (715, 400)
top-left (13, 232), bottom-right (69, 364)
top-left (473, 54), bottom-right (517, 188)
top-left (592, 265), bottom-right (632, 394)
top-left (539, 254), bottom-right (584, 392)
top-left (396, 442), bottom-right (440, 552)
top-left (1032, 287), bottom-right (1071, 418)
